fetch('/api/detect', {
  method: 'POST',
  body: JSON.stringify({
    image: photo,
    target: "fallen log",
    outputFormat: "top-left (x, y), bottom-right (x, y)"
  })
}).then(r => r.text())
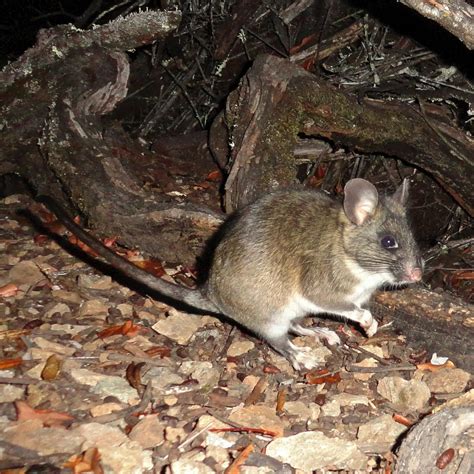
top-left (373, 288), bottom-right (474, 371)
top-left (210, 54), bottom-right (473, 214)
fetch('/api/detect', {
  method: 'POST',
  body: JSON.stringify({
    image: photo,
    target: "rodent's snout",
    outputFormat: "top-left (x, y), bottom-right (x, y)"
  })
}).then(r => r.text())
top-left (404, 256), bottom-right (423, 283)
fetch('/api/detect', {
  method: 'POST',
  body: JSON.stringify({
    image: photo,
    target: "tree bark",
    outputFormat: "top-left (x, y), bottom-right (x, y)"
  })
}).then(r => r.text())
top-left (0, 11), bottom-right (222, 265)
top-left (210, 54), bottom-right (473, 215)
top-left (395, 405), bottom-right (474, 473)
top-left (397, 0), bottom-right (474, 50)
top-left (373, 288), bottom-right (474, 371)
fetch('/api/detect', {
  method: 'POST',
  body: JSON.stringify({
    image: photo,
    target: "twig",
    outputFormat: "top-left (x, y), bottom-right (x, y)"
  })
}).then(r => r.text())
top-left (346, 364), bottom-right (416, 373)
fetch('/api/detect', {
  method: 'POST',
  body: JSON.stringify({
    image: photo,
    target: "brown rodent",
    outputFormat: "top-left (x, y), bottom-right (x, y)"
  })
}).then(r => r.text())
top-left (38, 178), bottom-right (423, 370)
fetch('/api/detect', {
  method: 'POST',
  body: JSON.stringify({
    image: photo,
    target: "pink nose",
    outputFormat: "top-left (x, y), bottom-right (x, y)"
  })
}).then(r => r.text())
top-left (407, 267), bottom-right (422, 282)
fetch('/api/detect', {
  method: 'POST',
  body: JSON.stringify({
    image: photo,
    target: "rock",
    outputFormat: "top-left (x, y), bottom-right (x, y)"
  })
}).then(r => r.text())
top-left (227, 340), bottom-right (255, 357)
top-left (266, 431), bottom-right (367, 471)
top-left (152, 309), bottom-right (208, 344)
top-left (284, 401), bottom-right (313, 420)
top-left (141, 366), bottom-right (184, 394)
top-left (165, 426), bottom-right (186, 443)
top-left (30, 336), bottom-right (76, 356)
top-left (77, 422), bottom-right (152, 474)
top-left (0, 384), bottom-right (25, 403)
top-left (357, 414), bottom-right (407, 445)
top-left (332, 393), bottom-right (370, 407)
top-left (69, 368), bottom-right (139, 404)
top-left (77, 274), bottom-right (113, 290)
top-left (229, 406), bottom-right (285, 437)
top-left (44, 302), bottom-right (71, 319)
top-left (377, 376), bottom-right (431, 412)
top-left (8, 260), bottom-right (44, 287)
top-left (118, 303), bottom-right (134, 318)
top-left (129, 415), bottom-right (165, 449)
top-left (170, 460), bottom-right (215, 474)
top-left (180, 361), bottom-right (219, 390)
top-left (321, 399), bottom-right (341, 417)
top-left (3, 419), bottom-right (85, 456)
top-left (89, 402), bottom-right (124, 417)
top-left (422, 368), bottom-right (471, 393)
top-left (352, 358), bottom-right (378, 381)
top-left (51, 289), bottom-right (82, 304)
top-left (78, 299), bottom-right (110, 317)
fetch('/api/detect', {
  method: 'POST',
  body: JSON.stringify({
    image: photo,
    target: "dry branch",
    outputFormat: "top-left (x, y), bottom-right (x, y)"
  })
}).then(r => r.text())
top-left (397, 0), bottom-right (474, 50)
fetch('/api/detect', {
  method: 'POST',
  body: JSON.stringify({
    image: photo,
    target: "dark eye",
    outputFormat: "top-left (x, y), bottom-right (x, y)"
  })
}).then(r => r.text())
top-left (381, 235), bottom-right (398, 249)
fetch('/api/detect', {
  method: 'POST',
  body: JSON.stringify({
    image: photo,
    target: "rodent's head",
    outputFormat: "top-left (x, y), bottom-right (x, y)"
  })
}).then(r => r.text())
top-left (342, 178), bottom-right (423, 285)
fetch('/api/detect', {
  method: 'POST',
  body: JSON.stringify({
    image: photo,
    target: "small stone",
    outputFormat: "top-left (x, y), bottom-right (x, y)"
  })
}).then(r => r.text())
top-left (227, 340), bottom-right (255, 357)
top-left (77, 274), bottom-right (113, 290)
top-left (357, 414), bottom-right (407, 445)
top-left (30, 336), bottom-right (76, 356)
top-left (352, 358), bottom-right (378, 381)
top-left (165, 426), bottom-right (185, 443)
top-left (141, 367), bottom-right (184, 394)
top-left (8, 260), bottom-right (44, 287)
top-left (51, 290), bottom-right (82, 304)
top-left (284, 401), bottom-right (313, 420)
top-left (77, 423), bottom-right (153, 473)
top-left (129, 415), bottom-right (165, 449)
top-left (321, 399), bottom-right (341, 417)
top-left (332, 393), bottom-right (370, 407)
top-left (170, 460), bottom-right (215, 474)
top-left (3, 419), bottom-right (85, 456)
top-left (422, 368), bottom-right (471, 393)
top-left (152, 308), bottom-right (208, 344)
top-left (118, 303), bottom-right (134, 318)
top-left (78, 299), bottom-right (110, 317)
top-left (180, 361), bottom-right (219, 390)
top-left (90, 402), bottom-right (124, 417)
top-left (69, 368), bottom-right (139, 404)
top-left (377, 376), bottom-right (431, 412)
top-left (266, 431), bottom-right (367, 471)
top-left (0, 384), bottom-right (25, 403)
top-left (164, 395), bottom-right (178, 406)
top-left (44, 302), bottom-right (71, 319)
top-left (229, 405), bottom-right (285, 437)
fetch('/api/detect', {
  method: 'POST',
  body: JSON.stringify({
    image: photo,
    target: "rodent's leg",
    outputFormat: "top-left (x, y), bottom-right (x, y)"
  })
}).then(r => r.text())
top-left (290, 321), bottom-right (341, 345)
top-left (334, 306), bottom-right (378, 337)
top-left (264, 326), bottom-right (320, 371)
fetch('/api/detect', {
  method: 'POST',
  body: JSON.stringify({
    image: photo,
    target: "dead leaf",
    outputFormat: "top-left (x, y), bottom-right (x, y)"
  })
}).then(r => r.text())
top-left (392, 413), bottom-right (413, 427)
top-left (41, 354), bottom-right (62, 380)
top-left (133, 258), bottom-right (166, 277)
top-left (206, 169), bottom-right (222, 182)
top-left (64, 447), bottom-right (104, 474)
top-left (305, 369), bottom-right (341, 385)
top-left (145, 346), bottom-right (171, 358)
top-left (276, 388), bottom-right (286, 415)
top-left (15, 400), bottom-right (74, 427)
top-left (0, 357), bottom-right (23, 370)
top-left (224, 443), bottom-right (254, 474)
top-left (416, 360), bottom-right (456, 372)
top-left (97, 320), bottom-right (140, 339)
top-left (126, 362), bottom-right (145, 390)
top-left (0, 283), bottom-right (19, 297)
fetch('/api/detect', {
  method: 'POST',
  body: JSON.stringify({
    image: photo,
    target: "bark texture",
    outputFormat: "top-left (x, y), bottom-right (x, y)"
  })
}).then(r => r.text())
top-left (374, 288), bottom-right (474, 371)
top-left (210, 55), bottom-right (473, 214)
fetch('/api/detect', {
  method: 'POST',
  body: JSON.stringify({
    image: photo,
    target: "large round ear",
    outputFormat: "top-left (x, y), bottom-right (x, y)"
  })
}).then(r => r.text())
top-left (392, 178), bottom-right (409, 206)
top-left (343, 178), bottom-right (379, 225)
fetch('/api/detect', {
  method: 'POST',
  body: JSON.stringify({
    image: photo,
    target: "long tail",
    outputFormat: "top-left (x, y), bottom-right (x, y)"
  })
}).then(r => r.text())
top-left (36, 196), bottom-right (219, 313)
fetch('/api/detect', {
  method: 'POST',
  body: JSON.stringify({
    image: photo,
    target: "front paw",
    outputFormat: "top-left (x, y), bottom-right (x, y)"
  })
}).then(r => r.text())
top-left (360, 310), bottom-right (378, 337)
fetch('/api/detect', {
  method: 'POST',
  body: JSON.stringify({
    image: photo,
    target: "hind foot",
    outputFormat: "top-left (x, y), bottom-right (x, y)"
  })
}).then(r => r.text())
top-left (290, 322), bottom-right (341, 345)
